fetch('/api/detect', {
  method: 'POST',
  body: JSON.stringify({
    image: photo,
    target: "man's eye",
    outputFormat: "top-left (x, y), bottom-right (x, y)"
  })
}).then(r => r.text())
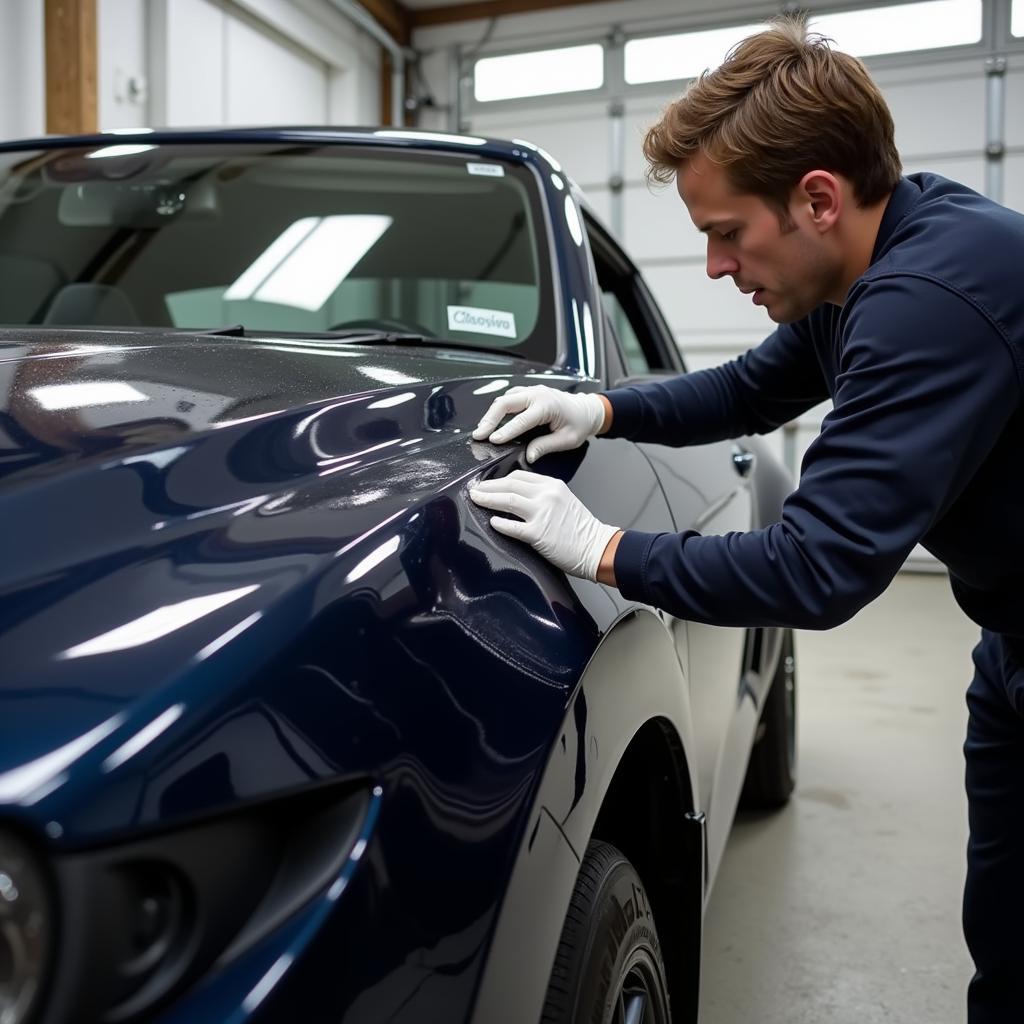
top-left (722, 229), bottom-right (739, 241)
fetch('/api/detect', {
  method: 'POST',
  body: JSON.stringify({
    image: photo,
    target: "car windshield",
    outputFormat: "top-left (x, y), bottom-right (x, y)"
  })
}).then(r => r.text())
top-left (0, 141), bottom-right (558, 363)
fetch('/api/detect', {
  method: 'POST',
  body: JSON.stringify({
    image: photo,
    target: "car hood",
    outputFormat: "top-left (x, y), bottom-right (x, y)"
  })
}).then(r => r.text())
top-left (0, 328), bottom-right (583, 835)
top-left (0, 328), bottom-right (536, 480)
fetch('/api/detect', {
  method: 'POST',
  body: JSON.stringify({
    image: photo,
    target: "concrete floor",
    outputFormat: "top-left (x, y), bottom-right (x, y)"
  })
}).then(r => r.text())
top-left (697, 572), bottom-right (982, 1023)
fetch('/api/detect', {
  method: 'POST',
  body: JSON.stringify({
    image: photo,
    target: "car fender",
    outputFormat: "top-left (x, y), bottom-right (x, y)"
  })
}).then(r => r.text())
top-left (470, 607), bottom-right (701, 1024)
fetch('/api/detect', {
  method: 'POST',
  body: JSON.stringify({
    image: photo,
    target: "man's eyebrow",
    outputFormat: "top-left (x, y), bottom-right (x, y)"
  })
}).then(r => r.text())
top-left (697, 219), bottom-right (733, 234)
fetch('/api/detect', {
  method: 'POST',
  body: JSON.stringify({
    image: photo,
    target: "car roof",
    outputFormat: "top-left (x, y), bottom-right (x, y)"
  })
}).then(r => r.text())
top-left (0, 125), bottom-right (559, 171)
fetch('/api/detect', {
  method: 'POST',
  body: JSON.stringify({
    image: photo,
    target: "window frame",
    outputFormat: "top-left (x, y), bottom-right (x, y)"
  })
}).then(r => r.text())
top-left (584, 212), bottom-right (685, 388)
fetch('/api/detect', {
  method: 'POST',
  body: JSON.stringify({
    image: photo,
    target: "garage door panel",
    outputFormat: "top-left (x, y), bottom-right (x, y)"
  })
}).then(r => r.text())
top-left (903, 156), bottom-right (985, 193)
top-left (580, 185), bottom-right (613, 226)
top-left (1005, 68), bottom-right (1024, 148)
top-left (675, 332), bottom-right (761, 369)
top-left (623, 184), bottom-right (703, 260)
top-left (623, 102), bottom-right (672, 179)
top-left (1004, 154), bottom-right (1024, 215)
top-left (883, 75), bottom-right (985, 157)
top-left (472, 106), bottom-right (610, 187)
top-left (643, 263), bottom-right (774, 333)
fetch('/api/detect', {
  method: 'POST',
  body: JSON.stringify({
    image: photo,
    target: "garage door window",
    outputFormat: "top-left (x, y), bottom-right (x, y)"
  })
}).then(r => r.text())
top-left (625, 0), bottom-right (982, 85)
top-left (474, 45), bottom-right (604, 102)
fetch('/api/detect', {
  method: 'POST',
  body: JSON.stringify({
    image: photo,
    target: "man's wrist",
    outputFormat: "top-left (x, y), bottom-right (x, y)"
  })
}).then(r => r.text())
top-left (596, 394), bottom-right (613, 435)
top-left (596, 530), bottom-right (623, 586)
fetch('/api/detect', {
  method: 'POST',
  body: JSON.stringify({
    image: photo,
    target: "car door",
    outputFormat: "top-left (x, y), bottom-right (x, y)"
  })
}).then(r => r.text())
top-left (586, 215), bottom-right (755, 854)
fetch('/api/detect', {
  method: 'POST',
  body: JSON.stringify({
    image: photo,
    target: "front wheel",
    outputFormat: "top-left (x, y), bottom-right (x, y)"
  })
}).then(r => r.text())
top-left (541, 840), bottom-right (672, 1024)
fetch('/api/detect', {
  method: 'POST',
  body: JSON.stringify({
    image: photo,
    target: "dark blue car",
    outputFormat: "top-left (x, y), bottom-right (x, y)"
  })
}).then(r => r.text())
top-left (0, 128), bottom-right (796, 1024)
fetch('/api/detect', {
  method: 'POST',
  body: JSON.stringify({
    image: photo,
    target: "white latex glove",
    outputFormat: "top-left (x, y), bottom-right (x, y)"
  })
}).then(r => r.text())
top-left (471, 385), bottom-right (606, 464)
top-left (469, 470), bottom-right (619, 582)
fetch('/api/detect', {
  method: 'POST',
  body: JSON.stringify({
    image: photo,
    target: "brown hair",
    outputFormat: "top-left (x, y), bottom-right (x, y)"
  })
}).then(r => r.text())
top-left (642, 16), bottom-right (901, 220)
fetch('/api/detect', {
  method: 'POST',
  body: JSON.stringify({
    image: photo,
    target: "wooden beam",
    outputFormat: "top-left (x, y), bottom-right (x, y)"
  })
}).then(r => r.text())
top-left (45, 0), bottom-right (97, 134)
top-left (360, 0), bottom-right (412, 45)
top-left (411, 0), bottom-right (600, 28)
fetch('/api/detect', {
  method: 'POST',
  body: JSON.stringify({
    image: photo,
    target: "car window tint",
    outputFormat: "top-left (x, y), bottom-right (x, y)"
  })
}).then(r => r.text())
top-left (600, 290), bottom-right (650, 375)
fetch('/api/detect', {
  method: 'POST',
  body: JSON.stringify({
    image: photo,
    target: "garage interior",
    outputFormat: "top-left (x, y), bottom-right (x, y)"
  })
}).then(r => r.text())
top-left (3, 0), bottom-right (1022, 1021)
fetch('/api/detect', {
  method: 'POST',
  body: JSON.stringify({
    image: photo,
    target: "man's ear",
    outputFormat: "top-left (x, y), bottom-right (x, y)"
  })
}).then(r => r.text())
top-left (797, 170), bottom-right (841, 233)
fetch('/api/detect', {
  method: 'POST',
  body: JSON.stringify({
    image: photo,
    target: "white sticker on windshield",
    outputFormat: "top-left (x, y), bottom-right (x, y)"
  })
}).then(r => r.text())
top-left (467, 162), bottom-right (505, 177)
top-left (447, 305), bottom-right (517, 339)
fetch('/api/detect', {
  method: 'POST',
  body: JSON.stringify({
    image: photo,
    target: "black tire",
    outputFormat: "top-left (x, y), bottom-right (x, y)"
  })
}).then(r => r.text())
top-left (740, 628), bottom-right (797, 808)
top-left (541, 840), bottom-right (672, 1024)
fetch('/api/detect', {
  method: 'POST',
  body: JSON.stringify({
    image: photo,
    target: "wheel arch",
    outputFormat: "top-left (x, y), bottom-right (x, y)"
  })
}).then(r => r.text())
top-left (589, 718), bottom-right (705, 1024)
top-left (470, 608), bottom-right (705, 1024)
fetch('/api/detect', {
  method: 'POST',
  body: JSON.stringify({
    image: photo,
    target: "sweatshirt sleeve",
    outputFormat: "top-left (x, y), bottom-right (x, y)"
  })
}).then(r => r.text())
top-left (601, 315), bottom-right (831, 446)
top-left (613, 277), bottom-right (1020, 629)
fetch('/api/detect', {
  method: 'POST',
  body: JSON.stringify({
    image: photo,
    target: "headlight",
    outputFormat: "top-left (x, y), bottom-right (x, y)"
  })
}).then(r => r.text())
top-left (0, 832), bottom-right (52, 1024)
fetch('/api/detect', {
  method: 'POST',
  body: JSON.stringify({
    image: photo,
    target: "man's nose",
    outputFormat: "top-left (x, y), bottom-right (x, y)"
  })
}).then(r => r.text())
top-left (706, 240), bottom-right (739, 280)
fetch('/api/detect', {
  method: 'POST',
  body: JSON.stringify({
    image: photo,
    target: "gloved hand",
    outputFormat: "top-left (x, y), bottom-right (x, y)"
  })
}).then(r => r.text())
top-left (469, 470), bottom-right (620, 582)
top-left (472, 385), bottom-right (607, 464)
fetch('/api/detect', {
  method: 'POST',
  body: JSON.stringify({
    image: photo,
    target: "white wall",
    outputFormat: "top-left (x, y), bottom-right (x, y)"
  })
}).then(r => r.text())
top-left (0, 0), bottom-right (45, 140)
top-left (144, 0), bottom-right (384, 129)
top-left (0, 0), bottom-right (383, 140)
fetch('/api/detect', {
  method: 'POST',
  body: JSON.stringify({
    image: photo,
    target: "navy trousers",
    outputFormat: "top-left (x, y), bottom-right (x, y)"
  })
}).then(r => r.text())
top-left (964, 629), bottom-right (1024, 1021)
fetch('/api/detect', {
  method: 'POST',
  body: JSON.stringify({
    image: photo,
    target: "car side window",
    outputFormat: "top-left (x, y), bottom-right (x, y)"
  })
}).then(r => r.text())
top-left (584, 214), bottom-right (684, 383)
top-left (600, 291), bottom-right (650, 375)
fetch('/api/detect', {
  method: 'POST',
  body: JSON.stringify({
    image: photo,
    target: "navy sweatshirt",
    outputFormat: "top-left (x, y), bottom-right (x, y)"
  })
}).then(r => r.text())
top-left (605, 174), bottom-right (1024, 637)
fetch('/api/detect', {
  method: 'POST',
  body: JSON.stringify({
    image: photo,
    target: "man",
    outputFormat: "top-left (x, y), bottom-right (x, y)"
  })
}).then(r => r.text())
top-left (467, 18), bottom-right (1024, 1022)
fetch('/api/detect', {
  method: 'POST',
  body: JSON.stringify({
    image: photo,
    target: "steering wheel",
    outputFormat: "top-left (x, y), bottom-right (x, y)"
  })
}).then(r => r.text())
top-left (328, 317), bottom-right (436, 337)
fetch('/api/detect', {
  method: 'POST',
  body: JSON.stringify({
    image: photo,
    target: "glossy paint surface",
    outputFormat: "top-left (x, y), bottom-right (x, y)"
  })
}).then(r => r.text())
top-left (0, 129), bottom-right (786, 1024)
top-left (0, 321), bottom-right (647, 1020)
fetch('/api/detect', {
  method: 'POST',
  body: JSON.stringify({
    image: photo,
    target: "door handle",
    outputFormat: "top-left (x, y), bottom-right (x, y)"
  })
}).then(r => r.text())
top-left (731, 445), bottom-right (755, 478)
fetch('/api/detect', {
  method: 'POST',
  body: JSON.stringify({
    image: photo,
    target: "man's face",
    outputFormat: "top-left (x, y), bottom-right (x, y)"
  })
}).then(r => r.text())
top-left (676, 154), bottom-right (841, 323)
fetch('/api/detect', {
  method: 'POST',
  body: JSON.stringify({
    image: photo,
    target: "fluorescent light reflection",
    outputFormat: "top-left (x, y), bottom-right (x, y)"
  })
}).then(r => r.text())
top-left (344, 535), bottom-right (401, 583)
top-left (31, 381), bottom-right (148, 410)
top-left (242, 954), bottom-right (294, 1014)
top-left (361, 366), bottom-right (419, 386)
top-left (571, 299), bottom-right (585, 373)
top-left (121, 446), bottom-right (189, 470)
top-left (472, 379), bottom-right (510, 395)
top-left (0, 715), bottom-right (124, 803)
top-left (86, 144), bottom-right (156, 159)
top-left (224, 219), bottom-right (318, 301)
top-left (102, 704), bottom-right (185, 772)
top-left (60, 585), bottom-right (259, 659)
top-left (564, 196), bottom-right (583, 247)
top-left (366, 391), bottom-right (417, 409)
top-left (226, 216), bottom-right (392, 312)
top-left (375, 130), bottom-right (486, 146)
top-left (195, 610), bottom-right (263, 661)
top-left (582, 302), bottom-right (595, 377)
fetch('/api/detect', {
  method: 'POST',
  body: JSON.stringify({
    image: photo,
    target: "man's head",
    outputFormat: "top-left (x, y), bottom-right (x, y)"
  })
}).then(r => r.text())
top-left (644, 18), bottom-right (901, 322)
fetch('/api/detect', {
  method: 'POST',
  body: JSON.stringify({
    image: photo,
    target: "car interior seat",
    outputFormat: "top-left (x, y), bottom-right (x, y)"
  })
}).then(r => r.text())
top-left (42, 283), bottom-right (141, 326)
